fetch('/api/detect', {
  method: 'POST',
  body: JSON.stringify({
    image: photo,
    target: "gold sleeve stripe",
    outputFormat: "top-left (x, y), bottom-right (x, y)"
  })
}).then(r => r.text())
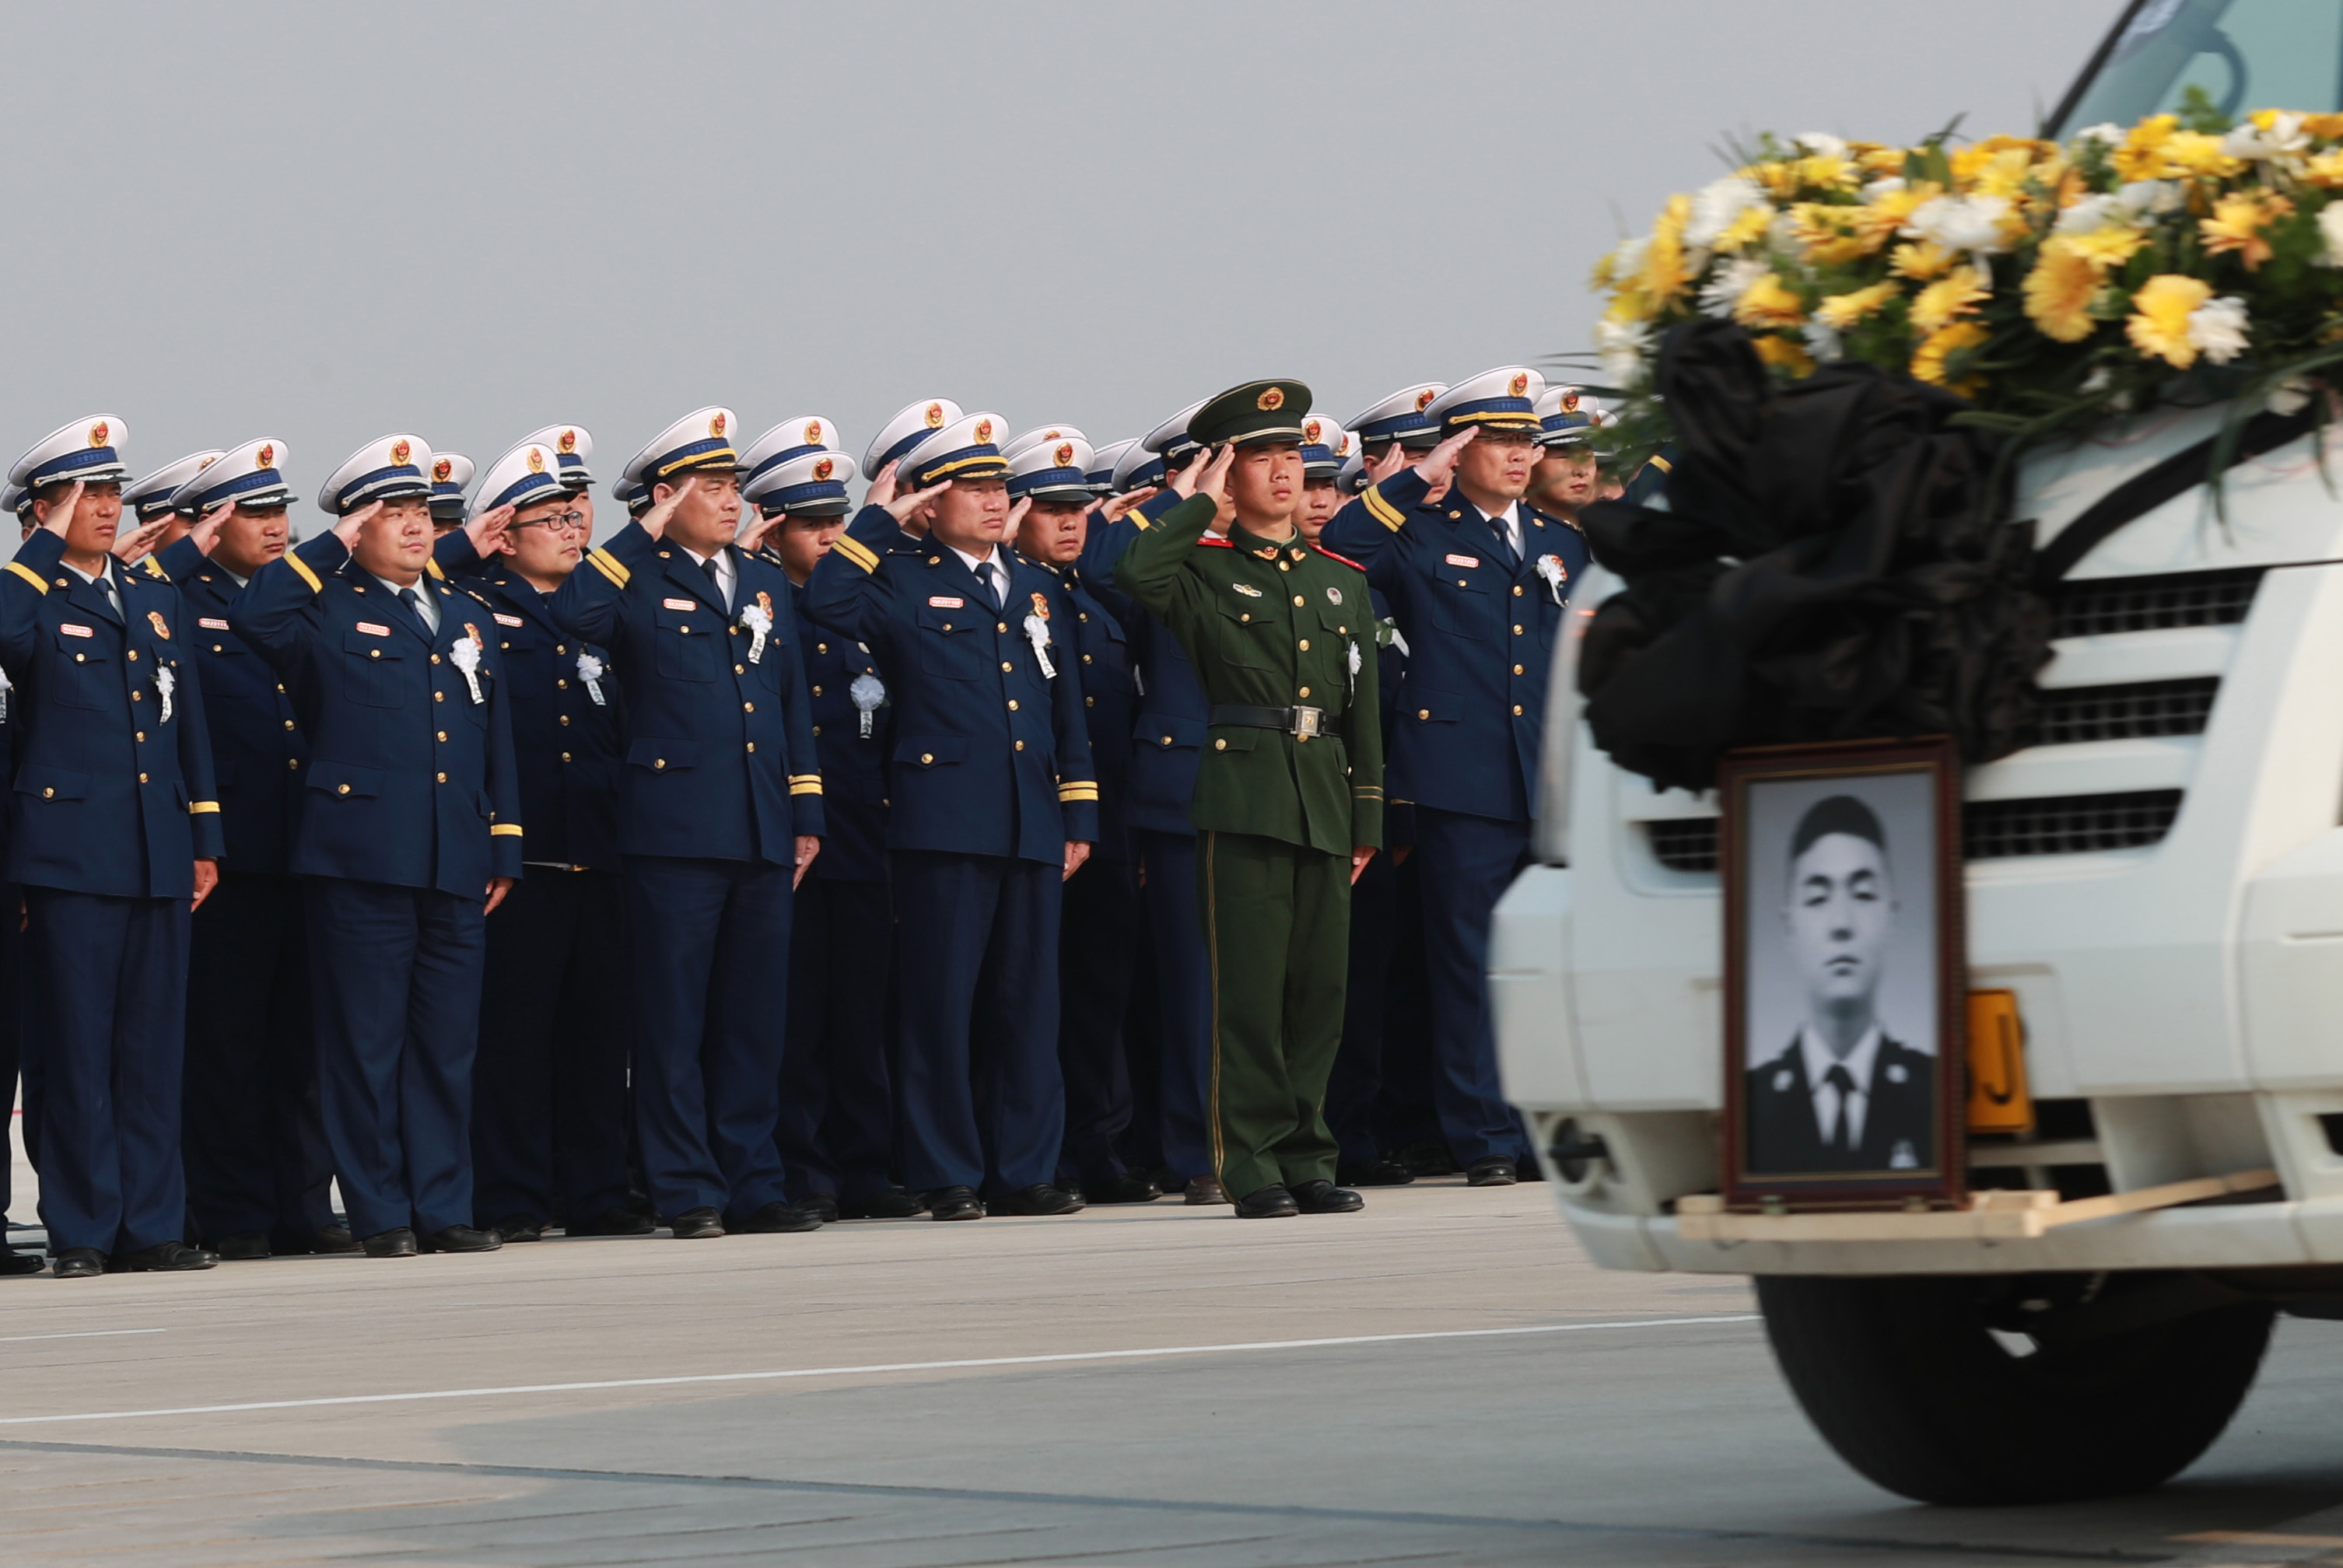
top-left (830, 534), bottom-right (880, 573)
top-left (790, 779), bottom-right (825, 796)
top-left (4, 561), bottom-right (48, 594)
top-left (1058, 784), bottom-right (1100, 800)
top-left (489, 823), bottom-right (524, 838)
top-left (585, 548), bottom-right (629, 588)
top-left (287, 551), bottom-right (324, 593)
top-left (1647, 453), bottom-right (1673, 474)
top-left (1364, 485), bottom-right (1406, 532)
top-left (188, 800), bottom-right (220, 814)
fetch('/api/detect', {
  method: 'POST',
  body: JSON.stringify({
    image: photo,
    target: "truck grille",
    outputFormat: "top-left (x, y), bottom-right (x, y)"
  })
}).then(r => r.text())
top-left (1641, 789), bottom-right (2184, 871)
top-left (2036, 677), bottom-right (2218, 744)
top-left (2051, 568), bottom-right (2261, 639)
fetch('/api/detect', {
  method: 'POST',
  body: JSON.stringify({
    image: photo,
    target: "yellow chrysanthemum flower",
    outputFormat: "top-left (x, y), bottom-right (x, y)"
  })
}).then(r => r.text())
top-left (1753, 160), bottom-right (1806, 201)
top-left (1957, 144), bottom-right (2040, 200)
top-left (1751, 334), bottom-right (1816, 376)
top-left (1910, 321), bottom-right (1990, 394)
top-left (1815, 281), bottom-right (1900, 330)
top-left (2112, 115), bottom-right (2177, 182)
top-left (2304, 149), bottom-right (2343, 188)
top-left (1712, 202), bottom-right (1774, 254)
top-left (2165, 130), bottom-right (2244, 180)
top-left (1890, 240), bottom-right (1956, 280)
top-left (1910, 266), bottom-right (1991, 333)
top-left (2061, 226), bottom-right (2149, 268)
top-left (1854, 144), bottom-right (1905, 177)
top-left (2022, 241), bottom-right (2103, 342)
top-left (2200, 191), bottom-right (2294, 269)
top-left (1791, 204), bottom-right (1873, 266)
top-left (1732, 272), bottom-right (1807, 330)
top-left (1794, 153), bottom-right (1858, 190)
top-left (2127, 273), bottom-right (2214, 367)
top-left (2300, 111), bottom-right (2343, 141)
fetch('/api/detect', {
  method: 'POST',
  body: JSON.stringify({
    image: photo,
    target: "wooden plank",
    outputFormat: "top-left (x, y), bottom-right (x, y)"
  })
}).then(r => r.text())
top-left (1670, 1168), bottom-right (2281, 1244)
top-left (2031, 1167), bottom-right (2278, 1230)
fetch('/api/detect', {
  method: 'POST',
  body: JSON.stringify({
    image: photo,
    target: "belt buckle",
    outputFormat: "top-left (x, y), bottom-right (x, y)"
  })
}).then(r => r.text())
top-left (1291, 705), bottom-right (1323, 737)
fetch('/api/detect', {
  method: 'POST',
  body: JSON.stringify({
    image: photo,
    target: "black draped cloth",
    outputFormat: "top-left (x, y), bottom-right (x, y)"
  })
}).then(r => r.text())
top-left (1576, 321), bottom-right (2051, 793)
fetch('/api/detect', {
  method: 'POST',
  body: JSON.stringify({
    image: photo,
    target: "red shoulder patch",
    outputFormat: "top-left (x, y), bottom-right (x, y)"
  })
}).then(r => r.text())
top-left (1196, 536), bottom-right (1235, 549)
top-left (1310, 543), bottom-right (1366, 571)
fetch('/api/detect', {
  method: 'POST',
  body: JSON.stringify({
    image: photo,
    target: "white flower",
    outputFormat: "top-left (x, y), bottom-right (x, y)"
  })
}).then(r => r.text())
top-left (1685, 174), bottom-right (1766, 249)
top-left (1902, 192), bottom-right (2013, 255)
top-left (2187, 295), bottom-right (2251, 365)
top-left (1861, 175), bottom-right (1907, 204)
top-left (2117, 179), bottom-right (2181, 217)
top-left (1697, 256), bottom-right (1770, 319)
top-left (2081, 366), bottom-right (2114, 395)
top-left (2054, 193), bottom-right (2124, 234)
top-left (1794, 131), bottom-right (1847, 159)
top-left (2268, 377), bottom-right (2314, 416)
top-left (2223, 112), bottom-right (2307, 163)
top-left (2072, 122), bottom-right (2126, 150)
top-left (1594, 318), bottom-right (1651, 387)
top-left (2317, 202), bottom-right (2343, 267)
top-left (1802, 317), bottom-right (1845, 362)
top-left (1606, 233), bottom-right (1649, 279)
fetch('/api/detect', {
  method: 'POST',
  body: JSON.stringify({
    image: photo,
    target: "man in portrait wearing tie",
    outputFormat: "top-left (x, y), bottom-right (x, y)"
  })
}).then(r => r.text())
top-left (1743, 793), bottom-right (1936, 1176)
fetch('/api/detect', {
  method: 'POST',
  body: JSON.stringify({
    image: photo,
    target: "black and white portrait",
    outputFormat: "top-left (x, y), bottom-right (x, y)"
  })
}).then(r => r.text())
top-left (1737, 773), bottom-right (1941, 1180)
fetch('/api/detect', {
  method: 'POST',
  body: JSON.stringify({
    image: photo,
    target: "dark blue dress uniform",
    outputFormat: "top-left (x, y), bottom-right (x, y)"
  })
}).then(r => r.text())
top-left (432, 526), bottom-right (635, 1234)
top-left (0, 528), bottom-right (224, 1259)
top-left (804, 471), bottom-right (1099, 1203)
top-left (772, 575), bottom-right (898, 1209)
top-left (548, 508), bottom-right (826, 1229)
top-left (1323, 375), bottom-right (1589, 1174)
top-left (1077, 488), bottom-right (1216, 1187)
top-left (156, 525), bottom-right (338, 1253)
top-left (231, 517), bottom-right (525, 1243)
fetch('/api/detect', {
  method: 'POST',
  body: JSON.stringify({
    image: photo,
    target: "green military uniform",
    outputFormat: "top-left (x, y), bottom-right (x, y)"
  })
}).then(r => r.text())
top-left (1115, 380), bottom-right (1383, 1206)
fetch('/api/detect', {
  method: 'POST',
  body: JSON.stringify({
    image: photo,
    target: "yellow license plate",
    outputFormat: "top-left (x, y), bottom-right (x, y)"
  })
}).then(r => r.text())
top-left (1966, 989), bottom-right (2033, 1135)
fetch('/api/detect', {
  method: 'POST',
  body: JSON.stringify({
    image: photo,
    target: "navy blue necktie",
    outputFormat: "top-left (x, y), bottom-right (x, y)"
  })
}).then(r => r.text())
top-left (398, 586), bottom-right (431, 636)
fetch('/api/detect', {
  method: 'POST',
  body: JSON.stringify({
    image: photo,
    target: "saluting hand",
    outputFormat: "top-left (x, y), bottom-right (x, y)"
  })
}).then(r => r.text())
top-left (188, 502), bottom-right (234, 558)
top-left (332, 500), bottom-right (382, 549)
top-left (465, 502), bottom-right (516, 559)
top-left (736, 506), bottom-right (783, 556)
top-left (1006, 495), bottom-right (1031, 534)
top-left (1101, 485), bottom-right (1158, 523)
top-left (108, 513), bottom-right (170, 566)
top-left (484, 876), bottom-right (514, 915)
top-left (864, 460), bottom-right (901, 511)
top-left (881, 474), bottom-right (942, 530)
top-left (793, 835), bottom-right (821, 890)
top-left (1365, 443), bottom-right (1411, 486)
top-left (1195, 443), bottom-right (1238, 534)
top-left (638, 474), bottom-right (697, 541)
top-left (1063, 840), bottom-right (1091, 882)
top-left (1413, 426), bottom-right (1477, 489)
top-left (37, 481), bottom-right (82, 538)
top-left (1350, 845), bottom-right (1377, 887)
top-left (1166, 448), bottom-right (1209, 499)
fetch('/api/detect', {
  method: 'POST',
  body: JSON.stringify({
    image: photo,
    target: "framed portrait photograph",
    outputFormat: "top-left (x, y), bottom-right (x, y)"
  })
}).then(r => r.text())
top-left (1718, 737), bottom-right (1967, 1211)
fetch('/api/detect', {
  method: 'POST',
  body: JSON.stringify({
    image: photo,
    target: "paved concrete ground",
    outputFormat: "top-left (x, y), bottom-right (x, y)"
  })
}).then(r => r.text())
top-left (2, 1155), bottom-right (2342, 1567)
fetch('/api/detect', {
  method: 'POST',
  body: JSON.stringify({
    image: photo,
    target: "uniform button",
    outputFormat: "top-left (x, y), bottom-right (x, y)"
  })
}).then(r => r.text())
top-left (135, 730), bottom-right (145, 742)
top-left (1007, 699), bottom-right (1019, 711)
top-left (1456, 578), bottom-right (1467, 586)
top-left (1298, 638), bottom-right (1310, 651)
top-left (1000, 661), bottom-right (1013, 671)
top-left (212, 643), bottom-right (222, 652)
top-left (817, 642), bottom-right (828, 653)
top-left (996, 621), bottom-right (1008, 633)
top-left (138, 772), bottom-right (149, 784)
top-left (433, 690), bottom-right (444, 702)
top-left (734, 663), bottom-right (745, 674)
top-left (746, 742), bottom-right (755, 753)
top-left (1084, 696), bottom-right (1094, 708)
top-left (283, 718), bottom-right (296, 730)
top-left (811, 725), bottom-right (823, 737)
top-left (436, 730), bottom-right (447, 742)
top-left (369, 649), bottom-right (380, 659)
top-left (741, 702), bottom-right (755, 713)
top-left (430, 653), bottom-right (441, 663)
top-left (919, 752), bottom-right (934, 765)
top-left (436, 772), bottom-right (447, 783)
top-left (288, 759), bottom-right (299, 770)
top-left (1513, 704), bottom-right (1525, 716)
top-left (40, 787), bottom-right (53, 799)
top-left (1081, 653), bottom-right (1092, 663)
top-left (336, 783), bottom-right (351, 796)
top-left (132, 690), bottom-right (143, 701)
top-left (277, 684), bottom-right (286, 693)
top-left (1515, 585), bottom-right (1525, 597)
top-left (1214, 738), bottom-right (1227, 751)
top-left (678, 625), bottom-right (689, 635)
top-left (1513, 663), bottom-right (1525, 674)
top-left (560, 751), bottom-right (572, 762)
top-left (1077, 613), bottom-right (1088, 622)
top-left (555, 644), bottom-right (566, 655)
top-left (1298, 687), bottom-right (1310, 698)
top-left (556, 678), bottom-right (568, 689)
top-left (1014, 739), bottom-right (1025, 751)
top-left (74, 653), bottom-right (84, 663)
top-left (127, 649), bottom-right (139, 662)
top-left (1293, 595), bottom-right (1305, 606)
top-left (1417, 709), bottom-right (1431, 719)
top-left (1161, 735), bottom-right (1172, 745)
top-left (1278, 561), bottom-right (1291, 572)
top-left (654, 758), bottom-right (667, 769)
top-left (1512, 624), bottom-right (1524, 635)
top-left (1240, 613), bottom-right (1250, 623)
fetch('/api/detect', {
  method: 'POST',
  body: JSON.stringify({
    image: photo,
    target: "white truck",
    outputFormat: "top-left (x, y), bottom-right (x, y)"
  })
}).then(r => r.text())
top-left (1492, 0), bottom-right (2343, 1507)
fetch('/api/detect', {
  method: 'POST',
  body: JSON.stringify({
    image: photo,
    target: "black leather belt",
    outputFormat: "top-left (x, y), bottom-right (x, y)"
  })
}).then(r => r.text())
top-left (1210, 703), bottom-right (1343, 739)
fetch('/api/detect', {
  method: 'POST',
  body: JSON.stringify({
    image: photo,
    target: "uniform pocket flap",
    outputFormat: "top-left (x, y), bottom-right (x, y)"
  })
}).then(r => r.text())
top-left (627, 739), bottom-right (700, 771)
top-left (16, 765), bottom-right (89, 800)
top-left (342, 628), bottom-right (403, 656)
top-left (306, 762), bottom-right (384, 798)
top-left (1210, 728), bottom-right (1261, 753)
top-left (1406, 688), bottom-right (1462, 723)
top-left (895, 736), bottom-right (968, 768)
top-left (1144, 716), bottom-right (1206, 749)
top-left (916, 603), bottom-right (976, 633)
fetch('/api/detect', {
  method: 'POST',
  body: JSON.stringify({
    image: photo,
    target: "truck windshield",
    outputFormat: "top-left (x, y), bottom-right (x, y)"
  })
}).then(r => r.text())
top-left (2053, 0), bottom-right (2343, 135)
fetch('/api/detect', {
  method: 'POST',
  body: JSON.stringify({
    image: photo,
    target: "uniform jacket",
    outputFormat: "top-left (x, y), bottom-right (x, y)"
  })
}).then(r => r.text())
top-left (1742, 1034), bottom-right (1938, 1178)
top-left (433, 534), bottom-right (625, 871)
top-left (1036, 555), bottom-right (1133, 863)
top-left (0, 530), bottom-right (224, 897)
top-left (1078, 493), bottom-right (1209, 840)
top-left (1323, 468), bottom-right (1586, 824)
top-left (787, 576), bottom-right (889, 884)
top-left (230, 533), bottom-right (524, 896)
top-left (157, 536), bottom-right (308, 877)
top-left (1115, 493), bottom-right (1382, 856)
top-left (549, 521), bottom-right (824, 866)
top-left (804, 505), bottom-right (1098, 864)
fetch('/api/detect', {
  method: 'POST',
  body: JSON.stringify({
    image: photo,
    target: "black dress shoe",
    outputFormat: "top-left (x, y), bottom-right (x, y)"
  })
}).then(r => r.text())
top-left (1338, 1157), bottom-right (1415, 1187)
top-left (1234, 1183), bottom-right (1300, 1218)
top-left (362, 1227), bottom-right (418, 1258)
top-left (993, 1182), bottom-right (1086, 1216)
top-left (567, 1205), bottom-right (657, 1237)
top-left (1466, 1157), bottom-right (1518, 1187)
top-left (1085, 1171), bottom-right (1163, 1205)
top-left (1183, 1174), bottom-right (1228, 1205)
top-left (116, 1241), bottom-right (219, 1272)
top-left (0, 1244), bottom-right (45, 1277)
top-left (419, 1225), bottom-right (502, 1254)
top-left (926, 1185), bottom-right (986, 1221)
top-left (313, 1225), bottom-right (360, 1254)
top-left (793, 1192), bottom-right (842, 1225)
top-left (52, 1248), bottom-right (103, 1278)
top-left (1291, 1179), bottom-right (1365, 1214)
top-left (735, 1201), bottom-right (822, 1234)
top-left (214, 1232), bottom-right (272, 1261)
top-left (669, 1206), bottom-right (725, 1240)
top-left (489, 1215), bottom-right (544, 1244)
top-left (1398, 1139), bottom-right (1459, 1178)
top-left (836, 1188), bottom-right (922, 1220)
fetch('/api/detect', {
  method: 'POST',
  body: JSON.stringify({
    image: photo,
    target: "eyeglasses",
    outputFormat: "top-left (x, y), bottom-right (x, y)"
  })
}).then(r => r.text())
top-left (517, 509), bottom-right (588, 533)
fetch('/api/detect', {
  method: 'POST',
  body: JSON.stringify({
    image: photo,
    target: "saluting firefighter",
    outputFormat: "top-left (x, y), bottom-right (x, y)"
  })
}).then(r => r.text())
top-left (1324, 368), bottom-right (1589, 1187)
top-left (434, 433), bottom-right (646, 1243)
top-left (1115, 381), bottom-right (1383, 1220)
top-left (232, 433), bottom-right (525, 1258)
top-left (120, 450), bottom-right (222, 563)
top-left (805, 410), bottom-right (1099, 1221)
top-left (0, 417), bottom-right (225, 1276)
top-left (157, 439), bottom-right (348, 1258)
top-left (550, 408), bottom-right (828, 1241)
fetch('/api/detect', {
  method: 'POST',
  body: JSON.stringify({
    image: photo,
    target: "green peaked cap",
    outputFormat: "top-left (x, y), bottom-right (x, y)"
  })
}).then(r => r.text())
top-left (1186, 379), bottom-right (1313, 450)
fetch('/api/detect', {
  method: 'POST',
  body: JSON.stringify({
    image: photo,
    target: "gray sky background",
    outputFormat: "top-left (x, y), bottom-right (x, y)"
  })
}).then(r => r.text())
top-left (1, 2), bottom-right (2121, 537)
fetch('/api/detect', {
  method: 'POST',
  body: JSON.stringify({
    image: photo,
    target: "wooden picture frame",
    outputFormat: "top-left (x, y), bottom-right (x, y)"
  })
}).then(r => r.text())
top-left (1718, 737), bottom-right (1967, 1211)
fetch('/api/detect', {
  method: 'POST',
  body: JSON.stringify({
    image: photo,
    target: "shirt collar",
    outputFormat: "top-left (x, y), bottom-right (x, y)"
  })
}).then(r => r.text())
top-left (62, 558), bottom-right (115, 592)
top-left (947, 541), bottom-right (1003, 579)
top-left (369, 572), bottom-right (427, 600)
top-left (1798, 1023), bottom-right (1883, 1094)
top-left (1475, 498), bottom-right (1518, 531)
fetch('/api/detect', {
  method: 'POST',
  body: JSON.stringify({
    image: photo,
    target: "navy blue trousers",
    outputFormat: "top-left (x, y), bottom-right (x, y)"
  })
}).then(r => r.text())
top-left (1057, 852), bottom-right (1137, 1185)
top-left (1133, 829), bottom-right (1212, 1181)
top-left (1413, 807), bottom-right (1532, 1165)
top-left (622, 855), bottom-right (793, 1223)
top-left (184, 872), bottom-right (336, 1248)
top-left (776, 874), bottom-right (895, 1203)
top-left (471, 868), bottom-right (634, 1227)
top-left (1326, 844), bottom-right (1401, 1166)
top-left (24, 887), bottom-right (190, 1255)
top-left (304, 877), bottom-right (486, 1239)
top-left (889, 850), bottom-right (1063, 1195)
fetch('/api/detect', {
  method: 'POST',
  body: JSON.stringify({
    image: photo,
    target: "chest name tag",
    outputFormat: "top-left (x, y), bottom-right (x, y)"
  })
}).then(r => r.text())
top-left (928, 596), bottom-right (965, 608)
top-left (1444, 553), bottom-right (1480, 569)
top-left (59, 623), bottom-right (93, 638)
top-left (661, 597), bottom-right (697, 612)
top-left (198, 617), bottom-right (230, 630)
top-left (493, 612), bottom-right (525, 628)
top-left (355, 621), bottom-right (391, 637)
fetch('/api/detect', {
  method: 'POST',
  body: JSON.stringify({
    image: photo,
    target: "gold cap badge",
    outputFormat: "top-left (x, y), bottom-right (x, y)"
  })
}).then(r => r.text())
top-left (924, 402), bottom-right (945, 429)
top-left (559, 429), bottom-right (577, 453)
top-left (89, 422), bottom-right (109, 447)
top-left (527, 448), bottom-right (546, 474)
top-left (256, 444), bottom-right (274, 470)
top-left (1053, 442), bottom-right (1074, 467)
top-left (390, 439), bottom-right (412, 465)
top-left (804, 420), bottom-right (822, 446)
top-left (812, 457), bottom-right (835, 481)
top-left (1256, 387), bottom-right (1285, 412)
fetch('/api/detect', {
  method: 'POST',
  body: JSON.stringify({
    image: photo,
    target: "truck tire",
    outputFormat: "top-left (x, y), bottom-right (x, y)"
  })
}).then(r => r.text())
top-left (1755, 1273), bottom-right (2273, 1504)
